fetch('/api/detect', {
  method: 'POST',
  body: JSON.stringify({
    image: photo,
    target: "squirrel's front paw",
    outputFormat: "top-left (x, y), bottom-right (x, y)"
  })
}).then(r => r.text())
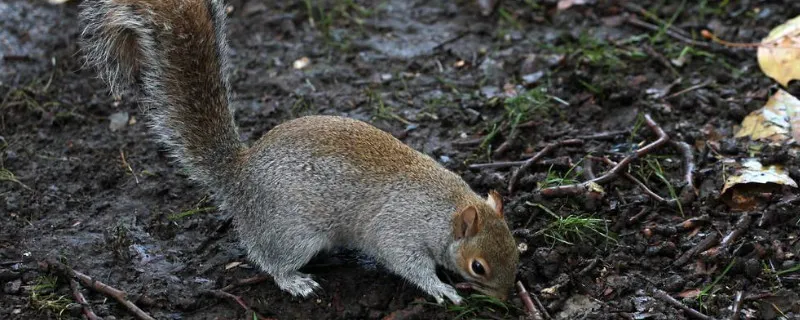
top-left (433, 284), bottom-right (463, 305)
top-left (274, 272), bottom-right (321, 298)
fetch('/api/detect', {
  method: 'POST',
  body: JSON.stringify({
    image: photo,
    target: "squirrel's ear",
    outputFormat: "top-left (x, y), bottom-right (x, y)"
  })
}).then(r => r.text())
top-left (454, 206), bottom-right (481, 240)
top-left (486, 190), bottom-right (503, 217)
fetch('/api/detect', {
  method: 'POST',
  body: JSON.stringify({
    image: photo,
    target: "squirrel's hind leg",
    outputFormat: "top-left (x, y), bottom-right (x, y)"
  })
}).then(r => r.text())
top-left (244, 234), bottom-right (328, 297)
top-left (272, 271), bottom-right (321, 298)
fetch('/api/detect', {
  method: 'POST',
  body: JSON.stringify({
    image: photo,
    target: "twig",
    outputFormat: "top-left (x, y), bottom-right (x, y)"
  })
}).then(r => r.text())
top-left (642, 45), bottom-right (680, 76)
top-left (644, 215), bottom-right (711, 237)
top-left (119, 149), bottom-right (139, 184)
top-left (508, 139), bottom-right (584, 193)
top-left (673, 232), bottom-right (720, 267)
top-left (670, 141), bottom-right (697, 202)
top-left (577, 258), bottom-right (600, 277)
top-left (729, 291), bottom-right (743, 320)
top-left (718, 213), bottom-right (752, 254)
top-left (468, 157), bottom-right (572, 170)
top-left (652, 288), bottom-right (713, 320)
top-left (574, 129), bottom-right (631, 141)
top-left (593, 156), bottom-right (677, 206)
top-left (220, 275), bottom-right (272, 292)
top-left (540, 114), bottom-right (669, 197)
top-left (205, 290), bottom-right (273, 320)
top-left (582, 157), bottom-right (595, 180)
top-left (628, 207), bottom-right (649, 225)
top-left (69, 279), bottom-right (101, 320)
top-left (40, 259), bottom-right (154, 320)
top-left (624, 15), bottom-right (711, 49)
top-left (516, 281), bottom-right (544, 320)
top-left (452, 138), bottom-right (483, 147)
top-left (664, 81), bottom-right (712, 100)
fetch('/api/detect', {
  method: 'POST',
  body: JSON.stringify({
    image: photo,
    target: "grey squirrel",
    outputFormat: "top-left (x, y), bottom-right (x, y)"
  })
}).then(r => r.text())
top-left (79, 0), bottom-right (519, 304)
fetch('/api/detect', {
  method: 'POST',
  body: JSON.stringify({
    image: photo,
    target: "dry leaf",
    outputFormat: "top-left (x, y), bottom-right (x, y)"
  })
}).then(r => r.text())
top-left (757, 15), bottom-right (800, 87)
top-left (678, 289), bottom-right (701, 299)
top-left (225, 261), bottom-right (243, 270)
top-left (720, 158), bottom-right (797, 210)
top-left (721, 158), bottom-right (797, 194)
top-left (557, 0), bottom-right (589, 10)
top-left (735, 89), bottom-right (799, 144)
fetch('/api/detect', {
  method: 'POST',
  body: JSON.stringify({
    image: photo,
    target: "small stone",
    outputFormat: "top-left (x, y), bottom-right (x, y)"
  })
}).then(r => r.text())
top-left (4, 279), bottom-right (21, 294)
top-left (108, 112), bottom-right (129, 132)
top-left (522, 71), bottom-right (544, 85)
top-left (293, 57), bottom-right (311, 70)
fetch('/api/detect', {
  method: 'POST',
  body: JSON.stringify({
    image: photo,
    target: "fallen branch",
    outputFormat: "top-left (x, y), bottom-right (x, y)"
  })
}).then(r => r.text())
top-left (516, 281), bottom-right (545, 320)
top-left (540, 114), bottom-right (669, 197)
top-left (508, 139), bottom-right (585, 193)
top-left (40, 259), bottom-right (154, 320)
top-left (652, 288), bottom-right (713, 320)
top-left (69, 279), bottom-right (101, 320)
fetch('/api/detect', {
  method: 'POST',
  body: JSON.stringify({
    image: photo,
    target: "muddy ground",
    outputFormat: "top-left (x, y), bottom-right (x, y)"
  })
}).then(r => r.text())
top-left (2, 0), bottom-right (800, 319)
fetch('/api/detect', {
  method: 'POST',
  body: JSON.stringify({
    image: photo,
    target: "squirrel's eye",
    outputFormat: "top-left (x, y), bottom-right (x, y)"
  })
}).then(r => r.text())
top-left (471, 260), bottom-right (485, 276)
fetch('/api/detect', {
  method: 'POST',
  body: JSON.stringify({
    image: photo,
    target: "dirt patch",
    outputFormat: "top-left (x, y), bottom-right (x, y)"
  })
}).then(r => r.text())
top-left (2, 0), bottom-right (800, 319)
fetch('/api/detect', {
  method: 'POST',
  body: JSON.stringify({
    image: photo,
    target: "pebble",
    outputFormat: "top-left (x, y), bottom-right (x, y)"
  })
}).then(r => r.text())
top-left (3, 279), bottom-right (21, 294)
top-left (108, 111), bottom-right (129, 132)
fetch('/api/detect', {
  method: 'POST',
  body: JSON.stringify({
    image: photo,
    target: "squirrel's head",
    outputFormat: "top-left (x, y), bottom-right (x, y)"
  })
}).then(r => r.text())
top-left (451, 190), bottom-right (519, 300)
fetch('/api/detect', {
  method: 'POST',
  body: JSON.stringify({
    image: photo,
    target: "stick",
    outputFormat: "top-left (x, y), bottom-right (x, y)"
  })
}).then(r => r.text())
top-left (540, 114), bottom-right (669, 197)
top-left (516, 281), bottom-right (544, 320)
top-left (41, 259), bottom-right (154, 320)
top-left (468, 157), bottom-right (572, 170)
top-left (718, 213), bottom-right (752, 254)
top-left (574, 129), bottom-right (631, 140)
top-left (220, 275), bottom-right (272, 292)
top-left (665, 81), bottom-right (712, 100)
top-left (729, 291), bottom-right (743, 320)
top-left (593, 156), bottom-right (677, 206)
top-left (624, 15), bottom-right (711, 49)
top-left (628, 207), bottom-right (649, 225)
top-left (69, 279), bottom-right (101, 320)
top-left (673, 233), bottom-right (720, 267)
top-left (652, 288), bottom-right (713, 320)
top-left (205, 290), bottom-right (273, 320)
top-left (508, 139), bottom-right (584, 193)
top-left (669, 141), bottom-right (697, 201)
top-left (582, 157), bottom-right (595, 180)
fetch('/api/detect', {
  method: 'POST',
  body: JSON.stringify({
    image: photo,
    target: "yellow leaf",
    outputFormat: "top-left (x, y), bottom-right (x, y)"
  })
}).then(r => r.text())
top-left (757, 15), bottom-right (800, 87)
top-left (735, 89), bottom-right (798, 143)
top-left (721, 158), bottom-right (797, 195)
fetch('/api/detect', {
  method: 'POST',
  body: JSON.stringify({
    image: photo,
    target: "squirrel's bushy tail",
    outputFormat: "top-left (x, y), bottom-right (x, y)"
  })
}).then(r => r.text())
top-left (80, 0), bottom-right (243, 187)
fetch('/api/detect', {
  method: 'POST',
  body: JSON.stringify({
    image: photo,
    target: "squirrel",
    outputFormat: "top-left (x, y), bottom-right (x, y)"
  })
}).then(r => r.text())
top-left (79, 0), bottom-right (519, 304)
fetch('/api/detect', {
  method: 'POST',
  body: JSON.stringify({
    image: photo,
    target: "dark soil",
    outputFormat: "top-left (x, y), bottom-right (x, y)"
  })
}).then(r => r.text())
top-left (2, 0), bottom-right (800, 319)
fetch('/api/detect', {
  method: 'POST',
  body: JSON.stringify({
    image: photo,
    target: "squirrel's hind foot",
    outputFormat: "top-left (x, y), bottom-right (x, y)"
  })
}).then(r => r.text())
top-left (273, 271), bottom-right (321, 298)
